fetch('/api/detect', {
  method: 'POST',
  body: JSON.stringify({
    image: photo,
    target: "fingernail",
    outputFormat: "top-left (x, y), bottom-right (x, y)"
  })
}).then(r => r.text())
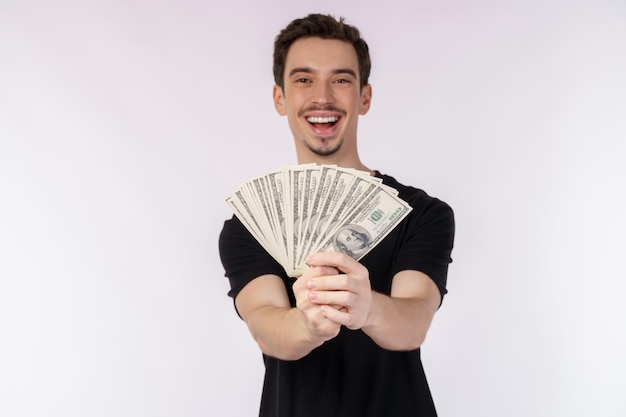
top-left (308, 292), bottom-right (318, 301)
top-left (307, 280), bottom-right (316, 289)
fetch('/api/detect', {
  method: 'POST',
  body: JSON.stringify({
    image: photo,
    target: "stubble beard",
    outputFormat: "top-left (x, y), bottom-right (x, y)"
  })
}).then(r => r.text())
top-left (306, 135), bottom-right (343, 157)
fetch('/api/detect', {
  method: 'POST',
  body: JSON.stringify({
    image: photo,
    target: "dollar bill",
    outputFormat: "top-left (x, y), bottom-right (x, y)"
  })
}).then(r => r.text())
top-left (225, 164), bottom-right (412, 277)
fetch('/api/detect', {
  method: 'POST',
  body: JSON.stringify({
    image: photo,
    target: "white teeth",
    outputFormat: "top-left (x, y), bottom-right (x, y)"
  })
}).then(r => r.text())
top-left (307, 116), bottom-right (339, 123)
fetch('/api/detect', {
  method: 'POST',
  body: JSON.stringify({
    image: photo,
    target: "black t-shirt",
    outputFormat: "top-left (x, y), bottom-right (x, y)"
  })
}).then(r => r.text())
top-left (219, 171), bottom-right (455, 417)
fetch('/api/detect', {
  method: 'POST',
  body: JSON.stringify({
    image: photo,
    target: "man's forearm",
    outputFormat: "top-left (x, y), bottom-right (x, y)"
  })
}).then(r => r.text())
top-left (245, 305), bottom-right (326, 361)
top-left (361, 291), bottom-right (436, 351)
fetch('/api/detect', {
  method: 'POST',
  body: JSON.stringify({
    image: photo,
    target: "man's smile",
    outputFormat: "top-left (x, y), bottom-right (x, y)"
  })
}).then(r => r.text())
top-left (307, 115), bottom-right (339, 124)
top-left (300, 106), bottom-right (345, 136)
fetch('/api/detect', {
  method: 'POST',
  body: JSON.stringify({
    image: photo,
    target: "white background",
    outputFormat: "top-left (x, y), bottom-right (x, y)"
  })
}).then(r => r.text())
top-left (1, 1), bottom-right (625, 416)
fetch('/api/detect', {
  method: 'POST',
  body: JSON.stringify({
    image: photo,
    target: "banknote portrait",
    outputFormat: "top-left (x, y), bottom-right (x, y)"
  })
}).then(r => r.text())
top-left (332, 224), bottom-right (371, 259)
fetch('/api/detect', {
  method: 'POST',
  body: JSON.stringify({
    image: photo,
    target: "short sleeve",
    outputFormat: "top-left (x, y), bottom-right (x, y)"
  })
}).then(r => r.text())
top-left (391, 193), bottom-right (455, 301)
top-left (218, 216), bottom-right (286, 301)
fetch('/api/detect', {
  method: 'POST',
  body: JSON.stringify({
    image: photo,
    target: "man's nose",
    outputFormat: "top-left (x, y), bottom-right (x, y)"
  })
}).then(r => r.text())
top-left (312, 82), bottom-right (334, 105)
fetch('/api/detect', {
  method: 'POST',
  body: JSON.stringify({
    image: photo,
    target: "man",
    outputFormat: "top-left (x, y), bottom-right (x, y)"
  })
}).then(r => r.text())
top-left (219, 13), bottom-right (455, 417)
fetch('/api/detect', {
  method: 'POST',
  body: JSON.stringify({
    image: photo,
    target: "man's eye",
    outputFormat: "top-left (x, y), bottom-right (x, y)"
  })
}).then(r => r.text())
top-left (296, 78), bottom-right (310, 83)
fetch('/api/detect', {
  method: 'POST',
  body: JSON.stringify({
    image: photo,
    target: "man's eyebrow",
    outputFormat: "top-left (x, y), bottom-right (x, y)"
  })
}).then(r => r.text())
top-left (288, 67), bottom-right (313, 77)
top-left (332, 68), bottom-right (357, 78)
top-left (287, 67), bottom-right (358, 78)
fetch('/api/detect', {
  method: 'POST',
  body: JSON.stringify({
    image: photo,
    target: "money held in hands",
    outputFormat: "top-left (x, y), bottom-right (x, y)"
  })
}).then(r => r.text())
top-left (225, 164), bottom-right (413, 277)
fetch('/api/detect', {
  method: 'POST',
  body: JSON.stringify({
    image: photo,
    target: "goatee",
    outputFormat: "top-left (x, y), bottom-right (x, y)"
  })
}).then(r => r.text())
top-left (306, 138), bottom-right (343, 157)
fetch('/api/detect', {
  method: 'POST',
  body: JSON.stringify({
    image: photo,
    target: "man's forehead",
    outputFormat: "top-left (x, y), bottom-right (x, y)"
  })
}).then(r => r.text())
top-left (285, 37), bottom-right (359, 72)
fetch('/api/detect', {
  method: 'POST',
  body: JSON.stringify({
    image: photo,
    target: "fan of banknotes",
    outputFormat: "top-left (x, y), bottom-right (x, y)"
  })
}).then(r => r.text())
top-left (225, 164), bottom-right (412, 277)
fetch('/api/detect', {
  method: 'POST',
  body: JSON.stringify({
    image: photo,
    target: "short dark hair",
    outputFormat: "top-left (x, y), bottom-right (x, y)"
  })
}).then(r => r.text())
top-left (273, 13), bottom-right (371, 90)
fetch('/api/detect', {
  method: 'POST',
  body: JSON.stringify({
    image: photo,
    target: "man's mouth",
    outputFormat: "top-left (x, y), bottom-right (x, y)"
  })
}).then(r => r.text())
top-left (306, 116), bottom-right (340, 130)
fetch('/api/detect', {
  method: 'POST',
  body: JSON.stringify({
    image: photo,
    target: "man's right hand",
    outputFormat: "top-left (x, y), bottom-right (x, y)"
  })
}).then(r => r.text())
top-left (292, 265), bottom-right (343, 343)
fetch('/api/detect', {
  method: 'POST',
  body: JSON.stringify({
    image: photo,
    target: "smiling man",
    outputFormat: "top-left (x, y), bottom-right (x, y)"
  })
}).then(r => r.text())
top-left (273, 35), bottom-right (371, 166)
top-left (219, 13), bottom-right (455, 417)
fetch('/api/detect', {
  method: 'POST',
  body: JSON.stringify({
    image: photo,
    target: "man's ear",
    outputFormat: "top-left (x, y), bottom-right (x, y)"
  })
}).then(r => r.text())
top-left (273, 85), bottom-right (287, 115)
top-left (359, 84), bottom-right (372, 115)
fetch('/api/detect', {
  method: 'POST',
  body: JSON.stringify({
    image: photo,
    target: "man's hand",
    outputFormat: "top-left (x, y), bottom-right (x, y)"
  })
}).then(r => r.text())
top-left (303, 252), bottom-right (372, 330)
top-left (292, 265), bottom-right (343, 342)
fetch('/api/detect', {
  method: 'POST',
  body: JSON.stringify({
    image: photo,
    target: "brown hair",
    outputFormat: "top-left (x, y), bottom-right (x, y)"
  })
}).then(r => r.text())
top-left (273, 13), bottom-right (371, 90)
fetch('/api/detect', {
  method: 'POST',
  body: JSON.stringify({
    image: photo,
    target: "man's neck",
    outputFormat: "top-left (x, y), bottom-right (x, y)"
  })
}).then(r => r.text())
top-left (296, 154), bottom-right (372, 175)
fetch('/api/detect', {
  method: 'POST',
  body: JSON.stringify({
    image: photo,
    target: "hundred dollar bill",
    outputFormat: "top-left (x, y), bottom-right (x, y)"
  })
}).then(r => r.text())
top-left (225, 164), bottom-right (412, 277)
top-left (294, 165), bottom-right (321, 265)
top-left (289, 174), bottom-right (384, 276)
top-left (312, 184), bottom-right (412, 262)
top-left (226, 190), bottom-right (281, 263)
top-left (296, 166), bottom-right (363, 267)
top-left (296, 165), bottom-right (337, 267)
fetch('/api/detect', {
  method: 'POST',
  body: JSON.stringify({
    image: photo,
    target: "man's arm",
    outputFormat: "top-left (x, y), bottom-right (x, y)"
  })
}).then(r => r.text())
top-left (235, 267), bottom-right (343, 361)
top-left (305, 252), bottom-right (441, 351)
top-left (363, 270), bottom-right (441, 350)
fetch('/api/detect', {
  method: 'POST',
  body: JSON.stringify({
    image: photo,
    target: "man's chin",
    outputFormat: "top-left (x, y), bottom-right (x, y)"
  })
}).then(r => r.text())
top-left (306, 138), bottom-right (343, 157)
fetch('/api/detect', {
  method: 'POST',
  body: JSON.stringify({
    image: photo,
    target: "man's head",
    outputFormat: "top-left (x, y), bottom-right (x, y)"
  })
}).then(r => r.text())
top-left (272, 14), bottom-right (373, 166)
top-left (273, 14), bottom-right (371, 91)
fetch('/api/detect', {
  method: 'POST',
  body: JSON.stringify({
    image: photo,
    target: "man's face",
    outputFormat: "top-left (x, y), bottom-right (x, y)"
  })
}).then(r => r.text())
top-left (273, 37), bottom-right (372, 160)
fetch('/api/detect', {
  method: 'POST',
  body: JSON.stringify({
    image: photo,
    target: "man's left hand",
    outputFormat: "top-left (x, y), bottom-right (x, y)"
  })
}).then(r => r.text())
top-left (304, 252), bottom-right (372, 330)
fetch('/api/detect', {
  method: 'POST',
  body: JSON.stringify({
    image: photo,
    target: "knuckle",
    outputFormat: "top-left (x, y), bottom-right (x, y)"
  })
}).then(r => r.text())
top-left (344, 292), bottom-right (356, 306)
top-left (339, 275), bottom-right (349, 288)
